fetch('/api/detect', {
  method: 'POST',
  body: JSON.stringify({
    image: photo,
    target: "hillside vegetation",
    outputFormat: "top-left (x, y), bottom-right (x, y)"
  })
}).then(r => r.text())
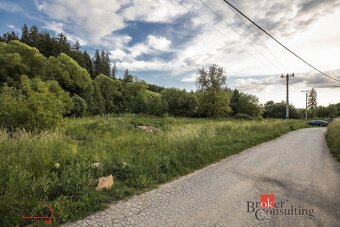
top-left (326, 119), bottom-right (340, 161)
top-left (0, 115), bottom-right (305, 225)
top-left (1, 26), bottom-right (340, 132)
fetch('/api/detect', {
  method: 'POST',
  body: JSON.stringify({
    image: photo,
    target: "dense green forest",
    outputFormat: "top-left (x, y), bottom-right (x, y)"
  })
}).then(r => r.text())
top-left (0, 25), bottom-right (339, 130)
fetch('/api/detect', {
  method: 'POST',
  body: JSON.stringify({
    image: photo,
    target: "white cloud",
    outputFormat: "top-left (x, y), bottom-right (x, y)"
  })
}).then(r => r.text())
top-left (101, 34), bottom-right (132, 49)
top-left (43, 21), bottom-right (64, 34)
top-left (147, 35), bottom-right (171, 51)
top-left (7, 24), bottom-right (20, 32)
top-left (120, 0), bottom-right (186, 23)
top-left (232, 69), bottom-right (340, 92)
top-left (110, 49), bottom-right (128, 60)
top-left (35, 0), bottom-right (126, 44)
top-left (110, 35), bottom-right (173, 70)
top-left (43, 21), bottom-right (88, 45)
top-left (118, 59), bottom-right (173, 71)
top-left (181, 74), bottom-right (198, 82)
top-left (233, 77), bottom-right (278, 92)
top-left (34, 0), bottom-right (186, 45)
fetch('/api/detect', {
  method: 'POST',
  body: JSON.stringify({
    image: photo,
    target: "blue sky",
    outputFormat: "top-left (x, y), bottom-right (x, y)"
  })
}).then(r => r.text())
top-left (1, 0), bottom-right (340, 107)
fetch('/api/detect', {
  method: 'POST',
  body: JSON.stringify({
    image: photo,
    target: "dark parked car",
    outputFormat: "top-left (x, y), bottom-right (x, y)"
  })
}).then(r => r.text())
top-left (305, 120), bottom-right (328, 127)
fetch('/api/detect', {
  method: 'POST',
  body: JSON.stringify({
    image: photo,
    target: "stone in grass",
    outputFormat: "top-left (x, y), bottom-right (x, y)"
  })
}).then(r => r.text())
top-left (137, 125), bottom-right (163, 133)
top-left (96, 175), bottom-right (114, 191)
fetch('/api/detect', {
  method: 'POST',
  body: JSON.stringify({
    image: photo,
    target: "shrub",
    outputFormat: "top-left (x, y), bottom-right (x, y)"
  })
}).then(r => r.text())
top-left (145, 91), bottom-right (168, 117)
top-left (326, 119), bottom-right (340, 161)
top-left (161, 88), bottom-right (198, 117)
top-left (0, 41), bottom-right (47, 85)
top-left (0, 76), bottom-right (73, 131)
top-left (94, 74), bottom-right (123, 114)
top-left (197, 90), bottom-right (231, 118)
top-left (70, 95), bottom-right (88, 117)
top-left (234, 113), bottom-right (254, 120)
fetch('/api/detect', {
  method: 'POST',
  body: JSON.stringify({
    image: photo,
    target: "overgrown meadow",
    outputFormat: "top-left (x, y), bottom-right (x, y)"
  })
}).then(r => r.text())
top-left (0, 115), bottom-right (306, 225)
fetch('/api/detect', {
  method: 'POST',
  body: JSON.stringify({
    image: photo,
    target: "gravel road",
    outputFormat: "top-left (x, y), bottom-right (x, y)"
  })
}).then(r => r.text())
top-left (66, 128), bottom-right (340, 227)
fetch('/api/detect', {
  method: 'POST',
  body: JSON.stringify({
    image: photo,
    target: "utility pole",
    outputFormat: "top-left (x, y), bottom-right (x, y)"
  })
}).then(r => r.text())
top-left (281, 73), bottom-right (294, 119)
top-left (301, 90), bottom-right (309, 120)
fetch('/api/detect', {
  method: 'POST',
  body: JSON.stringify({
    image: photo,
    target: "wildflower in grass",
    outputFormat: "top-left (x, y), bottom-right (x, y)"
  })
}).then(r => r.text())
top-left (92, 162), bottom-right (102, 168)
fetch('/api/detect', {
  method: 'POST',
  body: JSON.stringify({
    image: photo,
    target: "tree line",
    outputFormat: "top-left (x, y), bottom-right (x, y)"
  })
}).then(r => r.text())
top-left (0, 26), bottom-right (339, 131)
top-left (0, 24), bottom-right (116, 79)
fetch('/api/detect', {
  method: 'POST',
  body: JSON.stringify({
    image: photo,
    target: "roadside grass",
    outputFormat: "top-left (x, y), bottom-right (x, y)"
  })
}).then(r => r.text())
top-left (326, 119), bottom-right (340, 161)
top-left (0, 115), bottom-right (306, 225)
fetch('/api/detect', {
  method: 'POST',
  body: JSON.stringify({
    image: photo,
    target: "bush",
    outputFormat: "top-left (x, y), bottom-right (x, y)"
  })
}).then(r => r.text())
top-left (234, 113), bottom-right (254, 120)
top-left (145, 91), bottom-right (168, 117)
top-left (326, 119), bottom-right (340, 161)
top-left (263, 101), bottom-right (301, 119)
top-left (0, 41), bottom-right (47, 85)
top-left (161, 88), bottom-right (198, 117)
top-left (197, 90), bottom-right (231, 118)
top-left (47, 53), bottom-right (92, 94)
top-left (0, 76), bottom-right (73, 131)
top-left (70, 95), bottom-right (87, 117)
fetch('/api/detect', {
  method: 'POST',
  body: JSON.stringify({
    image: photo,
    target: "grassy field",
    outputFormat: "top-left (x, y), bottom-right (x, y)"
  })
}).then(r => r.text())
top-left (0, 115), bottom-right (306, 225)
top-left (326, 119), bottom-right (340, 161)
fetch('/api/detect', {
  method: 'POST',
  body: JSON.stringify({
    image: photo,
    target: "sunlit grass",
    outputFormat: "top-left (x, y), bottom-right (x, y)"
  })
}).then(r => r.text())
top-left (326, 119), bottom-right (340, 161)
top-left (0, 115), bottom-right (306, 225)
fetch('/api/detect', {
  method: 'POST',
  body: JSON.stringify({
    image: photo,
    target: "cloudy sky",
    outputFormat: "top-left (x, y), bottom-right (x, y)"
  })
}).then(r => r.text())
top-left (1, 0), bottom-right (340, 107)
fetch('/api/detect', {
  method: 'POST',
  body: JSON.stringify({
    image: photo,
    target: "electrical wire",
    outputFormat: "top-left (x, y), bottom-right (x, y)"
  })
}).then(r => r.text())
top-left (224, 2), bottom-right (289, 72)
top-left (198, 0), bottom-right (283, 74)
top-left (174, 0), bottom-right (280, 76)
top-left (222, 0), bottom-right (340, 82)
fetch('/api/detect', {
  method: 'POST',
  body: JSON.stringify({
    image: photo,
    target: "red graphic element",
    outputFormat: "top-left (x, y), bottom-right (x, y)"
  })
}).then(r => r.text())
top-left (260, 194), bottom-right (274, 209)
top-left (21, 205), bottom-right (54, 225)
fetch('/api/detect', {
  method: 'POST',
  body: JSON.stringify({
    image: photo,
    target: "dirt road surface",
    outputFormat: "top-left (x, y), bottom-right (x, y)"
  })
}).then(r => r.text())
top-left (66, 128), bottom-right (340, 227)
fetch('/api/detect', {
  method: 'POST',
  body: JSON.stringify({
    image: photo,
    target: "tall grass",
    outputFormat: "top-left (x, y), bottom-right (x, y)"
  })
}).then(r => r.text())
top-left (0, 115), bottom-right (306, 225)
top-left (326, 119), bottom-right (340, 161)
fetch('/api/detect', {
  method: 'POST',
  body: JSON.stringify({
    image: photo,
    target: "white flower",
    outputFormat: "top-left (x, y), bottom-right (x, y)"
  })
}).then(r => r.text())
top-left (54, 163), bottom-right (60, 169)
top-left (92, 162), bottom-right (102, 168)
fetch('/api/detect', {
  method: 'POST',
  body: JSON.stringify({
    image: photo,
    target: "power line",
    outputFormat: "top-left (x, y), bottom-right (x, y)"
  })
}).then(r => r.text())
top-left (224, 3), bottom-right (289, 72)
top-left (198, 0), bottom-right (282, 74)
top-left (174, 0), bottom-right (280, 75)
top-left (222, 0), bottom-right (340, 82)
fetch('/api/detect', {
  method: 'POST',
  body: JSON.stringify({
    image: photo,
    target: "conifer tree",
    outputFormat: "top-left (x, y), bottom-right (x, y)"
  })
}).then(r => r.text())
top-left (20, 24), bottom-right (30, 44)
top-left (93, 49), bottom-right (101, 76)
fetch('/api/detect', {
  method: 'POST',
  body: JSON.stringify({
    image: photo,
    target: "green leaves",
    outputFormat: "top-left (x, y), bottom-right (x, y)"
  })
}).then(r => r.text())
top-left (94, 74), bottom-right (123, 114)
top-left (161, 88), bottom-right (198, 117)
top-left (196, 65), bottom-right (231, 118)
top-left (54, 53), bottom-right (92, 94)
top-left (0, 41), bottom-right (45, 84)
top-left (0, 76), bottom-right (72, 131)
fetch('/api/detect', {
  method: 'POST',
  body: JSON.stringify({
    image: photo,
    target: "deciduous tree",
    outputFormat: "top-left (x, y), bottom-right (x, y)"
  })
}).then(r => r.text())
top-left (196, 64), bottom-right (231, 117)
